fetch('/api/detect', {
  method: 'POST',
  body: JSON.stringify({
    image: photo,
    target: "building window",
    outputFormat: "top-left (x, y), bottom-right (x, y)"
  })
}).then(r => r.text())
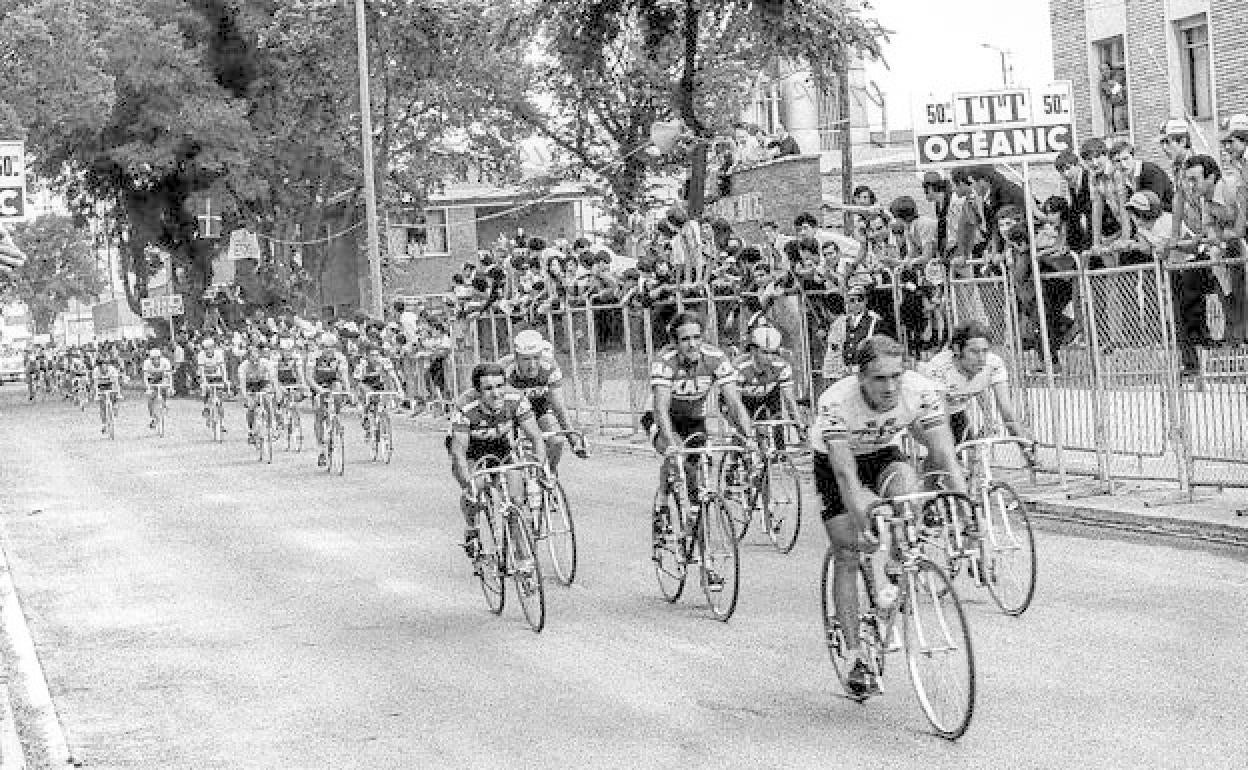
top-left (1094, 35), bottom-right (1129, 134)
top-left (387, 208), bottom-right (450, 259)
top-left (816, 82), bottom-right (841, 152)
top-left (752, 80), bottom-right (783, 135)
top-left (1176, 15), bottom-right (1213, 120)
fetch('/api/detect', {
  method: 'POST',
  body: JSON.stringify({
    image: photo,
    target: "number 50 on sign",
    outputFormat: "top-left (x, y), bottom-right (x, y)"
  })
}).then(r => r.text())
top-left (0, 141), bottom-right (25, 222)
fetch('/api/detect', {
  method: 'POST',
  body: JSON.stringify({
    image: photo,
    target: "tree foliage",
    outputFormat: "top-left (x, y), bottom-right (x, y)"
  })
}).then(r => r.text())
top-left (484, 0), bottom-right (888, 214)
top-left (4, 214), bottom-right (106, 334)
top-left (0, 0), bottom-right (527, 320)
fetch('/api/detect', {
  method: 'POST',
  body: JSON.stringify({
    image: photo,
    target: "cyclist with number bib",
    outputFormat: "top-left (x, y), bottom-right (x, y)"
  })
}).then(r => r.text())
top-left (733, 326), bottom-right (803, 426)
top-left (67, 348), bottom-right (90, 401)
top-left (353, 342), bottom-right (402, 436)
top-left (197, 337), bottom-right (231, 432)
top-left (812, 335), bottom-right (965, 698)
top-left (238, 342), bottom-right (279, 446)
top-left (499, 329), bottom-right (586, 474)
top-left (643, 312), bottom-right (755, 561)
top-left (92, 353), bottom-right (125, 434)
top-left (141, 347), bottom-right (173, 430)
top-left (274, 336), bottom-right (306, 399)
top-left (918, 320), bottom-right (1032, 448)
top-left (306, 333), bottom-right (352, 467)
top-left (447, 362), bottom-right (547, 559)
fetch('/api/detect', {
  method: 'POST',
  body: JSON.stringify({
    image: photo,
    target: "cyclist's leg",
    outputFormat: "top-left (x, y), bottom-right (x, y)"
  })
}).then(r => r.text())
top-left (876, 457), bottom-right (919, 582)
top-left (99, 392), bottom-right (109, 426)
top-left (816, 452), bottom-right (871, 652)
top-left (313, 392), bottom-right (327, 446)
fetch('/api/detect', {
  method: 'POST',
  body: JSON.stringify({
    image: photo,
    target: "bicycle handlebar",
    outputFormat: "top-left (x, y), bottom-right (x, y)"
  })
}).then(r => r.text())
top-left (864, 491), bottom-right (974, 522)
top-left (364, 390), bottom-right (402, 401)
top-left (954, 436), bottom-right (1035, 453)
top-left (470, 460), bottom-right (544, 480)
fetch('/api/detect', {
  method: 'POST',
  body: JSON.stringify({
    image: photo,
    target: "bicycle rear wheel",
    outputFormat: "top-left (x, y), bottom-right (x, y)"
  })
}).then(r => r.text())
top-left (981, 481), bottom-right (1037, 616)
top-left (288, 408), bottom-right (303, 452)
top-left (715, 455), bottom-right (751, 541)
top-left (507, 507), bottom-right (546, 633)
top-left (542, 479), bottom-right (577, 586)
top-left (157, 401), bottom-right (166, 438)
top-left (764, 453), bottom-right (802, 553)
top-left (477, 506), bottom-right (505, 615)
top-left (377, 412), bottom-right (393, 464)
top-left (211, 402), bottom-right (223, 443)
top-left (699, 497), bottom-right (740, 621)
top-left (259, 410), bottom-right (274, 464)
top-left (654, 500), bottom-right (687, 602)
top-left (105, 399), bottom-right (115, 441)
top-left (903, 558), bottom-right (976, 740)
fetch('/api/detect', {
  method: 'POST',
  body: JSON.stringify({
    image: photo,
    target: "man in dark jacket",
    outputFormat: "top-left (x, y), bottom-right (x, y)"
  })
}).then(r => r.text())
top-left (1111, 140), bottom-right (1174, 221)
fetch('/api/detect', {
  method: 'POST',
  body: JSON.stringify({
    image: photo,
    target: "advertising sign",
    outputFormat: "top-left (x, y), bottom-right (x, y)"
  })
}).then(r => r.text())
top-left (0, 141), bottom-right (25, 221)
top-left (140, 294), bottom-right (184, 319)
top-left (912, 82), bottom-right (1075, 168)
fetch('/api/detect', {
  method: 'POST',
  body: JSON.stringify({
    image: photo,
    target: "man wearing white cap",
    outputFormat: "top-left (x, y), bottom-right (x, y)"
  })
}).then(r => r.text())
top-left (1184, 153), bottom-right (1247, 344)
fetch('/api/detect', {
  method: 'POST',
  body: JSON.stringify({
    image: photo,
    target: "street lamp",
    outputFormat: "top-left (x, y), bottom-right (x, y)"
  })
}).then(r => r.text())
top-left (980, 43), bottom-right (1014, 87)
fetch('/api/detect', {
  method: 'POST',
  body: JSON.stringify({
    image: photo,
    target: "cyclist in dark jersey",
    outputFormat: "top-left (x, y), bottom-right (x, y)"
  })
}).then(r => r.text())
top-left (644, 312), bottom-right (755, 559)
top-left (446, 362), bottom-right (547, 557)
top-left (306, 333), bottom-right (352, 467)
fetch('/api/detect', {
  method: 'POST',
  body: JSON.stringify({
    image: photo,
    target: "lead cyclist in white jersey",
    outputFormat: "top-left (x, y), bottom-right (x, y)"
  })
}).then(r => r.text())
top-left (811, 335), bottom-right (966, 698)
top-left (918, 319), bottom-right (1032, 448)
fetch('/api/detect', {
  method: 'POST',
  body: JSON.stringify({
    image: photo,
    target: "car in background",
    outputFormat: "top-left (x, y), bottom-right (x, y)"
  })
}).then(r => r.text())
top-left (0, 346), bottom-right (25, 383)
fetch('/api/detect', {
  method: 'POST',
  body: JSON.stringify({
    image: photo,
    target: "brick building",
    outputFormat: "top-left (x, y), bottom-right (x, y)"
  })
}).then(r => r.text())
top-left (1049, 0), bottom-right (1248, 165)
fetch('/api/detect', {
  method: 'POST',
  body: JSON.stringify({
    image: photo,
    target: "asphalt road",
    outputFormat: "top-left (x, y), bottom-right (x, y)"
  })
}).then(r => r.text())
top-left (0, 390), bottom-right (1244, 769)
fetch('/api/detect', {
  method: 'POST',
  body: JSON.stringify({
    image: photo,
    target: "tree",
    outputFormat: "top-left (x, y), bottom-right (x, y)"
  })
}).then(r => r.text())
top-left (4, 214), bottom-right (106, 334)
top-left (484, 0), bottom-right (888, 216)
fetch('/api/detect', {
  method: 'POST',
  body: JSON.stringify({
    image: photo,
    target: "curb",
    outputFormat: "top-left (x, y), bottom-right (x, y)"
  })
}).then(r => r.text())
top-left (0, 534), bottom-right (76, 767)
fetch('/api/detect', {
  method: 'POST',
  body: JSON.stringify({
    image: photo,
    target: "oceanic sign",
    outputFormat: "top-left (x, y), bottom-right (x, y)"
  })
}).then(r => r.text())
top-left (0, 141), bottom-right (25, 221)
top-left (912, 82), bottom-right (1076, 168)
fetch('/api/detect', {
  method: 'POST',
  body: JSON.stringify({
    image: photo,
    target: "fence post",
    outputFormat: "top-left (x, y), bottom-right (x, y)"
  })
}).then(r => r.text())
top-left (563, 306), bottom-right (584, 427)
top-left (585, 303), bottom-right (604, 430)
top-left (487, 313), bottom-right (500, 360)
top-left (621, 306), bottom-right (642, 435)
top-left (1159, 262), bottom-right (1195, 499)
top-left (1079, 260), bottom-right (1113, 488)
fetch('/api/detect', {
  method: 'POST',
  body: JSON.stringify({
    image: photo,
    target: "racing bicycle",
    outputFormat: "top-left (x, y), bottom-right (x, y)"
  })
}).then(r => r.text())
top-left (467, 456), bottom-right (547, 632)
top-left (519, 429), bottom-right (587, 586)
top-left (204, 384), bottom-right (227, 442)
top-left (278, 385), bottom-right (304, 452)
top-left (717, 407), bottom-right (805, 553)
top-left (821, 491), bottom-right (977, 740)
top-left (363, 390), bottom-right (401, 464)
top-left (252, 390), bottom-right (277, 464)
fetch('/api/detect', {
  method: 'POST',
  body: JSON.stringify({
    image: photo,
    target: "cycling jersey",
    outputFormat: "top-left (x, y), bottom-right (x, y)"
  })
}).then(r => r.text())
top-left (239, 360), bottom-right (277, 393)
top-left (142, 358), bottom-right (173, 386)
top-left (353, 357), bottom-right (395, 391)
top-left (450, 389), bottom-right (532, 443)
top-left (649, 346), bottom-right (737, 419)
top-left (918, 350), bottom-right (1008, 415)
top-left (94, 366), bottom-right (122, 392)
top-left (734, 354), bottom-right (794, 400)
top-left (275, 353), bottom-right (302, 386)
top-left (811, 371), bottom-right (946, 456)
top-left (310, 351), bottom-right (348, 388)
top-left (198, 350), bottom-right (227, 380)
top-left (499, 352), bottom-right (563, 415)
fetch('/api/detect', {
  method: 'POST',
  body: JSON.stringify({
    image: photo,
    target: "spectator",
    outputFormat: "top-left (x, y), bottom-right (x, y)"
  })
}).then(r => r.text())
top-left (732, 122), bottom-right (767, 167)
top-left (923, 172), bottom-right (954, 257)
top-left (767, 122), bottom-right (801, 158)
top-left (949, 168), bottom-right (987, 271)
top-left (1098, 62), bottom-right (1129, 134)
top-left (965, 165), bottom-right (1029, 257)
top-left (1110, 140), bottom-right (1174, 216)
top-left (1054, 149), bottom-right (1094, 254)
top-left (1080, 138), bottom-right (1127, 262)
top-left (1185, 153), bottom-right (1247, 343)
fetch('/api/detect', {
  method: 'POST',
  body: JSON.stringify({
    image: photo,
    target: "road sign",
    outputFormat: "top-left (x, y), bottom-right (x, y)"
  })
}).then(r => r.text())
top-left (0, 141), bottom-right (26, 222)
top-left (912, 82), bottom-right (1075, 168)
top-left (140, 294), bottom-right (184, 319)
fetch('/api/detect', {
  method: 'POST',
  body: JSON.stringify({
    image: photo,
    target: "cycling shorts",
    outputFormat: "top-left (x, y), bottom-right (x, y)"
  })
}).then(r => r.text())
top-left (813, 446), bottom-right (908, 521)
top-left (244, 380), bottom-right (269, 394)
top-left (949, 410), bottom-right (972, 446)
top-left (277, 371), bottom-right (299, 387)
top-left (444, 434), bottom-right (513, 464)
top-left (640, 411), bottom-right (707, 451)
top-left (740, 391), bottom-right (783, 421)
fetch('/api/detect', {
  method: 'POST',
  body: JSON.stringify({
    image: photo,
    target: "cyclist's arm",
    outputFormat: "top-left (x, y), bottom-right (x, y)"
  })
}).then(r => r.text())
top-left (546, 382), bottom-right (573, 431)
top-left (449, 430), bottom-right (473, 491)
top-left (990, 381), bottom-right (1030, 440)
top-left (913, 418), bottom-right (967, 494)
top-left (517, 410), bottom-right (548, 467)
top-left (718, 380), bottom-right (753, 439)
top-left (652, 384), bottom-right (677, 451)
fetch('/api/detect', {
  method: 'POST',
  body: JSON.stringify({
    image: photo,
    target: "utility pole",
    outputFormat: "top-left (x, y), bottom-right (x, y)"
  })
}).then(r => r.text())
top-left (354, 0), bottom-right (384, 318)
top-left (838, 63), bottom-right (854, 233)
top-left (980, 43), bottom-right (1013, 87)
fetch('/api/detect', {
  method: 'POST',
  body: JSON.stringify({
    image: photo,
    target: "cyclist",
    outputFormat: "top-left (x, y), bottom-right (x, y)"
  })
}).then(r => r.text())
top-left (91, 353), bottom-right (125, 434)
top-left (25, 348), bottom-right (46, 401)
top-left (67, 348), bottom-right (91, 403)
top-left (918, 319), bottom-right (1032, 447)
top-left (197, 337), bottom-right (231, 432)
top-left (274, 336), bottom-right (306, 413)
top-left (238, 342), bottom-right (280, 445)
top-left (353, 341), bottom-right (403, 437)
top-left (499, 329), bottom-right (586, 474)
top-left (140, 346), bottom-right (174, 430)
top-left (733, 325), bottom-right (803, 426)
top-left (812, 335), bottom-right (965, 698)
top-left (643, 312), bottom-right (755, 561)
top-left (306, 333), bottom-right (352, 467)
top-left (447, 362), bottom-right (547, 559)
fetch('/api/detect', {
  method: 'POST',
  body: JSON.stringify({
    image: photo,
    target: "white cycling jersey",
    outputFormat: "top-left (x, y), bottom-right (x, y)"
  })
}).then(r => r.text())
top-left (918, 350), bottom-right (1008, 415)
top-left (811, 370), bottom-right (946, 456)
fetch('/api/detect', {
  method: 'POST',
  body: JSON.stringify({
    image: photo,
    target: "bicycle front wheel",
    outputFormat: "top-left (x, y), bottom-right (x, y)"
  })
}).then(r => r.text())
top-left (507, 507), bottom-right (546, 633)
top-left (329, 420), bottom-right (345, 475)
top-left (477, 507), bottom-right (505, 615)
top-left (105, 400), bottom-right (116, 441)
top-left (903, 558), bottom-right (976, 740)
top-left (377, 412), bottom-right (393, 464)
top-left (543, 480), bottom-right (577, 586)
top-left (981, 481), bottom-right (1037, 616)
top-left (699, 497), bottom-right (740, 621)
top-left (764, 453), bottom-right (802, 554)
top-left (715, 455), bottom-right (751, 541)
top-left (654, 501), bottom-right (687, 602)
top-left (157, 402), bottom-right (166, 438)
top-left (260, 411), bottom-right (274, 464)
top-left (289, 408), bottom-right (303, 452)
